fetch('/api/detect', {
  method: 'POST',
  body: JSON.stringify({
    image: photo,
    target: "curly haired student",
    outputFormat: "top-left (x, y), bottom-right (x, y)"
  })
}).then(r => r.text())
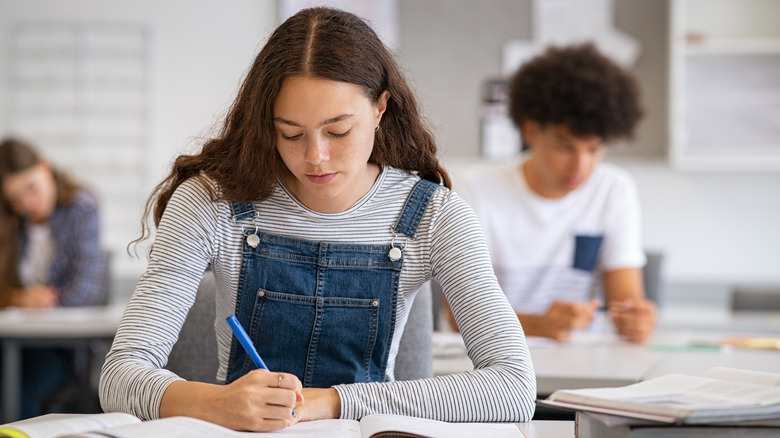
top-left (457, 43), bottom-right (656, 343)
top-left (99, 7), bottom-right (536, 432)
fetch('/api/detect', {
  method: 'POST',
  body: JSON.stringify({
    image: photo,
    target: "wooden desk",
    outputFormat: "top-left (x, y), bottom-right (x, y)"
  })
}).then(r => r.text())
top-left (0, 305), bottom-right (123, 422)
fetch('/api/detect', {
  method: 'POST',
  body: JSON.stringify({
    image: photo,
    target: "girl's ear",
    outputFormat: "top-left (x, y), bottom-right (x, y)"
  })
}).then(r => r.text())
top-left (375, 90), bottom-right (390, 127)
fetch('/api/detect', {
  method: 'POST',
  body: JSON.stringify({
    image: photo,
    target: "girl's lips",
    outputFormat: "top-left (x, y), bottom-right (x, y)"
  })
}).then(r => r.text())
top-left (306, 173), bottom-right (337, 184)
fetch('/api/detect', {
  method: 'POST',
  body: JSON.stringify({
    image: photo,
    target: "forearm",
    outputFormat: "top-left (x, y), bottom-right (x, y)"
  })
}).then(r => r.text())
top-left (99, 348), bottom-right (178, 420)
top-left (160, 380), bottom-right (225, 422)
top-left (516, 312), bottom-right (544, 337)
top-left (336, 362), bottom-right (535, 422)
top-left (298, 388), bottom-right (340, 420)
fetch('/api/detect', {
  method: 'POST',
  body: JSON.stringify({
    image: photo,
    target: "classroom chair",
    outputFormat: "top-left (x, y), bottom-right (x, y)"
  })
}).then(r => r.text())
top-left (165, 271), bottom-right (435, 383)
top-left (730, 287), bottom-right (780, 312)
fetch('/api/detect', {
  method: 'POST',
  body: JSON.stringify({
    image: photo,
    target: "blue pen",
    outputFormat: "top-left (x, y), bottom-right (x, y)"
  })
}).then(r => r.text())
top-left (226, 314), bottom-right (294, 415)
top-left (226, 314), bottom-right (269, 370)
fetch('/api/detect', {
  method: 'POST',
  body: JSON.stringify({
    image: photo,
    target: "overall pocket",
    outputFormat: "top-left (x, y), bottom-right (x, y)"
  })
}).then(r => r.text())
top-left (249, 289), bottom-right (381, 387)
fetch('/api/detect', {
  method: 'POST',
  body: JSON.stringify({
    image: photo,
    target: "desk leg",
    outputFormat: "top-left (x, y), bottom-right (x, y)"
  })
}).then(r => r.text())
top-left (2, 340), bottom-right (21, 423)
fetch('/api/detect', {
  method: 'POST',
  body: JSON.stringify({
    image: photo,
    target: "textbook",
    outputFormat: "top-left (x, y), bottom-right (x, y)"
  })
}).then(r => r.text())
top-left (539, 367), bottom-right (780, 425)
top-left (0, 412), bottom-right (523, 438)
top-left (575, 412), bottom-right (780, 438)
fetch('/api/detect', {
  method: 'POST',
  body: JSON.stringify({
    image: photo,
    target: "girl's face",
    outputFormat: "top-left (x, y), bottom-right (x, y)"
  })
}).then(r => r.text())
top-left (1, 161), bottom-right (58, 224)
top-left (273, 75), bottom-right (389, 213)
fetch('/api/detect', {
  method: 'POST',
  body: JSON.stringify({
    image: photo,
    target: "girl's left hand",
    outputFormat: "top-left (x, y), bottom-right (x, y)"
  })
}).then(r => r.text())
top-left (294, 388), bottom-right (341, 421)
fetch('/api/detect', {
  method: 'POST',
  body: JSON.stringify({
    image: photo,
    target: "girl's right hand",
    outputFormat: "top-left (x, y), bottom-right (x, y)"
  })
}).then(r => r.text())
top-left (161, 369), bottom-right (303, 432)
top-left (216, 369), bottom-right (303, 431)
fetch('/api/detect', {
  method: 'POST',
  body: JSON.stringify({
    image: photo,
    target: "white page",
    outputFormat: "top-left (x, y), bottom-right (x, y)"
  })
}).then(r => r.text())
top-left (65, 418), bottom-right (363, 438)
top-left (239, 419), bottom-right (361, 437)
top-left (703, 367), bottom-right (780, 387)
top-left (357, 414), bottom-right (522, 438)
top-left (2, 413), bottom-right (140, 438)
top-left (554, 374), bottom-right (780, 414)
top-left (62, 417), bottom-right (242, 438)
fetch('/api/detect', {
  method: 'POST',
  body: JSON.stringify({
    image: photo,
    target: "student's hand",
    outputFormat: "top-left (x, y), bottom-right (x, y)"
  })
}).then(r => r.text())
top-left (220, 370), bottom-right (303, 431)
top-left (294, 388), bottom-right (341, 421)
top-left (534, 299), bottom-right (601, 341)
top-left (608, 297), bottom-right (657, 343)
top-left (162, 369), bottom-right (302, 432)
top-left (9, 285), bottom-right (58, 308)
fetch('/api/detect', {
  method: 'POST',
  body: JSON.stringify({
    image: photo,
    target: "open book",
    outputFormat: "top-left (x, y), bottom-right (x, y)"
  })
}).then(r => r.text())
top-left (538, 367), bottom-right (780, 425)
top-left (0, 413), bottom-right (522, 438)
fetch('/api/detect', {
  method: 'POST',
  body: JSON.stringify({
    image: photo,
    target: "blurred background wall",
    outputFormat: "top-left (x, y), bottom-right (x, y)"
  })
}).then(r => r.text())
top-left (1, 0), bottom-right (778, 304)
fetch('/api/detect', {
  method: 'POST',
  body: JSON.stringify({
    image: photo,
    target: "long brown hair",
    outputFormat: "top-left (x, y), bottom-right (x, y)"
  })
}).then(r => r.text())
top-left (134, 7), bottom-right (450, 250)
top-left (0, 137), bottom-right (81, 304)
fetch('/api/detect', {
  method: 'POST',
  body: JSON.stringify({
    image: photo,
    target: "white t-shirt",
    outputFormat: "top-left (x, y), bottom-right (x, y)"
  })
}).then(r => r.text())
top-left (19, 223), bottom-right (54, 286)
top-left (457, 157), bottom-right (646, 314)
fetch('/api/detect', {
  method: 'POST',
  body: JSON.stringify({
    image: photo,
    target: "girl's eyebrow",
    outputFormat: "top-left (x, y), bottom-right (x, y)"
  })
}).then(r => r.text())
top-left (273, 114), bottom-right (354, 127)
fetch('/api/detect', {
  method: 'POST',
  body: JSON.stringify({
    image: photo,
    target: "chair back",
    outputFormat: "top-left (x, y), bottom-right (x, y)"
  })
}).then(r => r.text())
top-left (643, 251), bottom-right (664, 305)
top-left (165, 271), bottom-right (219, 383)
top-left (395, 282), bottom-right (434, 380)
top-left (731, 287), bottom-right (780, 312)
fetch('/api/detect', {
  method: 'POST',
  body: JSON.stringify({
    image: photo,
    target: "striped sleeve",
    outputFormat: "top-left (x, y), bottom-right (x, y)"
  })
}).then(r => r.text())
top-left (334, 191), bottom-right (537, 422)
top-left (99, 177), bottom-right (219, 419)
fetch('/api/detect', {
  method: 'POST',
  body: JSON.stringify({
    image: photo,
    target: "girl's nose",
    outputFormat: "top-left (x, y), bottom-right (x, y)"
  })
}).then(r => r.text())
top-left (304, 135), bottom-right (329, 165)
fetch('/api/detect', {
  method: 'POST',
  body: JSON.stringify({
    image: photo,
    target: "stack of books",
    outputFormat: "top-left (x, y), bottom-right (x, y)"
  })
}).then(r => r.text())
top-left (539, 367), bottom-right (780, 437)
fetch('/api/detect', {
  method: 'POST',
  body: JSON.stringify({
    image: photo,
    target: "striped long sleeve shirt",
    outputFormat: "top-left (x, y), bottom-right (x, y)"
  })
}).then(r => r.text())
top-left (99, 166), bottom-right (536, 422)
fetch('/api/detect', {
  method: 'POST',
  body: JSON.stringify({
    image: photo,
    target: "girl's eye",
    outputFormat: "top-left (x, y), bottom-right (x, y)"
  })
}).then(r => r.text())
top-left (281, 133), bottom-right (302, 140)
top-left (330, 129), bottom-right (351, 138)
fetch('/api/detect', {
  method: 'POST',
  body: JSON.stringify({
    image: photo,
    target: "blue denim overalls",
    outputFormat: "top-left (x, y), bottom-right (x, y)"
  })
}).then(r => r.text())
top-left (225, 179), bottom-right (440, 388)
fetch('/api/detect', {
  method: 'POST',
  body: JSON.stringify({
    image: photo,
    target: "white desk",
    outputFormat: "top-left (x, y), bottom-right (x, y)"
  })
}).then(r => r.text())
top-left (434, 331), bottom-right (663, 395)
top-left (0, 305), bottom-right (123, 422)
top-left (517, 420), bottom-right (573, 437)
top-left (524, 335), bottom-right (663, 395)
top-left (433, 314), bottom-right (780, 398)
top-left (658, 308), bottom-right (780, 334)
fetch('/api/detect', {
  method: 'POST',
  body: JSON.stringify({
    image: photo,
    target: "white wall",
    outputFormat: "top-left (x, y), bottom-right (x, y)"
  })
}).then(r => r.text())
top-left (614, 158), bottom-right (780, 285)
top-left (0, 0), bottom-right (278, 280)
top-left (1, 1), bottom-right (778, 290)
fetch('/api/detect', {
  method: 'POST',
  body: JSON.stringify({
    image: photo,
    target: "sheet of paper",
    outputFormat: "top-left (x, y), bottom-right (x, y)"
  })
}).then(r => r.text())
top-left (242, 419), bottom-right (360, 437)
top-left (703, 367), bottom-right (780, 387)
top-left (551, 373), bottom-right (780, 423)
top-left (358, 414), bottom-right (522, 438)
top-left (4, 413), bottom-right (140, 438)
top-left (71, 417), bottom-right (242, 438)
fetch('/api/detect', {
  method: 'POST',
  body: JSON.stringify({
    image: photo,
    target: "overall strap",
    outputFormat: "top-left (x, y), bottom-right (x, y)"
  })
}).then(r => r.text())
top-left (230, 201), bottom-right (256, 221)
top-left (392, 179), bottom-right (441, 239)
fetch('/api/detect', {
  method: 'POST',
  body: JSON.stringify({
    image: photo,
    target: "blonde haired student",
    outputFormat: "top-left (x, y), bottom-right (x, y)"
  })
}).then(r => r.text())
top-left (99, 7), bottom-right (535, 432)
